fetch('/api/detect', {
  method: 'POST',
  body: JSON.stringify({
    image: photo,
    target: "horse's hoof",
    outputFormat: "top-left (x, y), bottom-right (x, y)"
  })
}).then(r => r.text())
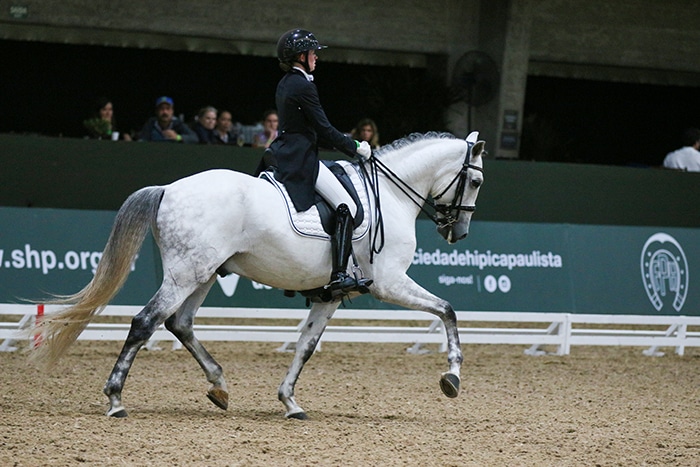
top-left (107, 408), bottom-right (128, 418)
top-left (207, 388), bottom-right (229, 410)
top-left (439, 372), bottom-right (460, 398)
top-left (286, 411), bottom-right (308, 420)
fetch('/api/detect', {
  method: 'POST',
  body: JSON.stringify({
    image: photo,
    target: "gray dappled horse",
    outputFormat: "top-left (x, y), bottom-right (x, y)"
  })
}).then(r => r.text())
top-left (31, 131), bottom-right (485, 419)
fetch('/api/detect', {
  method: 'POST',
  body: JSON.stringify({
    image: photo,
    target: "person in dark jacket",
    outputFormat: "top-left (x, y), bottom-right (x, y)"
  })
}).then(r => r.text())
top-left (191, 106), bottom-right (218, 144)
top-left (138, 96), bottom-right (198, 143)
top-left (212, 110), bottom-right (240, 145)
top-left (265, 28), bottom-right (372, 298)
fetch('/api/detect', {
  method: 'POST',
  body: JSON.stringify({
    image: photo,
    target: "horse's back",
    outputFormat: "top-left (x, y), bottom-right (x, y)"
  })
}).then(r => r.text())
top-left (169, 168), bottom-right (251, 190)
top-left (163, 168), bottom-right (276, 202)
top-left (157, 169), bottom-right (270, 231)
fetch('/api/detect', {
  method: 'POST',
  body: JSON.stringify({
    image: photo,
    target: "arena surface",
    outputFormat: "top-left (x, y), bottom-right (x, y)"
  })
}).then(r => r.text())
top-left (1, 340), bottom-right (698, 466)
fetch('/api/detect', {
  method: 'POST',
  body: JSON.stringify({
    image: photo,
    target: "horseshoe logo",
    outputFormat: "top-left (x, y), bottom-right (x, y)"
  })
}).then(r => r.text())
top-left (640, 233), bottom-right (688, 312)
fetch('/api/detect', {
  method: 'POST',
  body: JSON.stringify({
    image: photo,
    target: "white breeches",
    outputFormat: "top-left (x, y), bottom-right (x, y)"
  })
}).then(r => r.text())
top-left (315, 162), bottom-right (357, 217)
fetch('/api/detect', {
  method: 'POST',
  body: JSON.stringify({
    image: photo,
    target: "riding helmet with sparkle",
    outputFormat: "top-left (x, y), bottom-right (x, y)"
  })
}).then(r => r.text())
top-left (276, 28), bottom-right (327, 72)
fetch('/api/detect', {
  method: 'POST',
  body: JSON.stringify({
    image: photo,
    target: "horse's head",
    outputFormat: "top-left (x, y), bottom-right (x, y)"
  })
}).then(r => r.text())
top-left (433, 131), bottom-right (485, 244)
top-left (368, 131), bottom-right (485, 245)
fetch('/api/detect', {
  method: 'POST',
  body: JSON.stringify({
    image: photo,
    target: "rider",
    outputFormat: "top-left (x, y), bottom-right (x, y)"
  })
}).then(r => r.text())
top-left (265, 28), bottom-right (373, 297)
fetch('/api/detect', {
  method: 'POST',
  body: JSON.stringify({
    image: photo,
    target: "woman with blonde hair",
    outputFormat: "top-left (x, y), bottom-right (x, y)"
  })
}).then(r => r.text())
top-left (351, 118), bottom-right (380, 149)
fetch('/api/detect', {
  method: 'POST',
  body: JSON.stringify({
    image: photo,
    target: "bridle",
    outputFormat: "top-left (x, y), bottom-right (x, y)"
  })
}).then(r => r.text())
top-left (432, 160), bottom-right (483, 230)
top-left (358, 138), bottom-right (483, 261)
top-left (370, 139), bottom-right (482, 227)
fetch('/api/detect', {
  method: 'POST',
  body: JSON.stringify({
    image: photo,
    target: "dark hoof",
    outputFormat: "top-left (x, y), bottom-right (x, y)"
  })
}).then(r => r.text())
top-left (207, 388), bottom-right (229, 410)
top-left (286, 411), bottom-right (308, 420)
top-left (109, 409), bottom-right (128, 418)
top-left (439, 373), bottom-right (460, 398)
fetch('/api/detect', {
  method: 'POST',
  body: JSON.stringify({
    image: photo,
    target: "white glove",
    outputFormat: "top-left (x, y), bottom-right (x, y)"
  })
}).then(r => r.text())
top-left (356, 140), bottom-right (372, 160)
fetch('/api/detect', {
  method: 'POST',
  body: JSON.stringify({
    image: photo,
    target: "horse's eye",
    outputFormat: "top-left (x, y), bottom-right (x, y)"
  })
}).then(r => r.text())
top-left (470, 179), bottom-right (482, 189)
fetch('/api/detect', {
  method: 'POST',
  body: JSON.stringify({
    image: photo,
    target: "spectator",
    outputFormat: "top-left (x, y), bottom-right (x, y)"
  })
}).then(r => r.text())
top-left (252, 109), bottom-right (279, 148)
top-left (213, 110), bottom-right (240, 145)
top-left (83, 96), bottom-right (132, 141)
top-left (138, 96), bottom-right (198, 143)
top-left (662, 128), bottom-right (700, 172)
top-left (192, 106), bottom-right (217, 144)
top-left (350, 118), bottom-right (380, 149)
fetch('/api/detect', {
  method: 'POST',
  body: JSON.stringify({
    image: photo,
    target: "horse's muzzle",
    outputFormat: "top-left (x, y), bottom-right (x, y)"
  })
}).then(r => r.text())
top-left (437, 223), bottom-right (469, 244)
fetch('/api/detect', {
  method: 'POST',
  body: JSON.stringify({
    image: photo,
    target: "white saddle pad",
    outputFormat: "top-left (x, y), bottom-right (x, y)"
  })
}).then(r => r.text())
top-left (261, 161), bottom-right (371, 240)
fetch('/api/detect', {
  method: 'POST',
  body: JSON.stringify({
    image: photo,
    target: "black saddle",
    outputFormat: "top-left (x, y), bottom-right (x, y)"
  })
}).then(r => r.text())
top-left (261, 160), bottom-right (364, 236)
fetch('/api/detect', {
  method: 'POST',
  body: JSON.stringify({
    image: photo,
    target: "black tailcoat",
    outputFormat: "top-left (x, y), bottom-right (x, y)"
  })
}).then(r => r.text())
top-left (267, 69), bottom-right (357, 212)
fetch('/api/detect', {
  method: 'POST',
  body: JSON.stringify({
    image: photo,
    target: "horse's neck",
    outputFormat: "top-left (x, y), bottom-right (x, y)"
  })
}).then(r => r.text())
top-left (380, 141), bottom-right (461, 200)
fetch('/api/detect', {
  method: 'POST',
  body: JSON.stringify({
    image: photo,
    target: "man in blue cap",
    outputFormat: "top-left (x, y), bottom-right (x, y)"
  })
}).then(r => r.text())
top-left (138, 96), bottom-right (198, 143)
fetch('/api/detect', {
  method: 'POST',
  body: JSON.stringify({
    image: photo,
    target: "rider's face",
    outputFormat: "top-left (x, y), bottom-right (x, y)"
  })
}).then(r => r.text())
top-left (305, 50), bottom-right (317, 72)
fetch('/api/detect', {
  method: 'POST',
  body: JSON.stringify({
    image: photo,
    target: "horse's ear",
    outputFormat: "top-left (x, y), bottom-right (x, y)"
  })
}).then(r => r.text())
top-left (465, 131), bottom-right (479, 144)
top-left (471, 141), bottom-right (485, 158)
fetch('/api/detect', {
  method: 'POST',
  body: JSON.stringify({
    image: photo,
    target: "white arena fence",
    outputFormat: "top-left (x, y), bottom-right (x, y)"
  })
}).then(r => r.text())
top-left (1, 304), bottom-right (699, 357)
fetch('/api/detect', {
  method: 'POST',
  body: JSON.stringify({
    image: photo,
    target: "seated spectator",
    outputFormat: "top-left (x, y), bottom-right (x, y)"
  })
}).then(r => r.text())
top-left (213, 110), bottom-right (240, 145)
top-left (662, 128), bottom-right (700, 172)
top-left (192, 106), bottom-right (218, 144)
top-left (138, 96), bottom-right (198, 143)
top-left (350, 118), bottom-right (380, 149)
top-left (252, 109), bottom-right (278, 148)
top-left (83, 96), bottom-right (132, 141)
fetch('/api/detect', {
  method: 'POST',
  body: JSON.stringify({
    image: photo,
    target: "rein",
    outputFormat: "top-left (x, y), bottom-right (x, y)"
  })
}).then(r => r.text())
top-left (358, 156), bottom-right (385, 263)
top-left (357, 139), bottom-right (482, 263)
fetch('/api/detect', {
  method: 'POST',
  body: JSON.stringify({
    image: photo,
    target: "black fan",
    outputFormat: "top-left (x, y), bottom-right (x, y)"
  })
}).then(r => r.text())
top-left (450, 51), bottom-right (499, 131)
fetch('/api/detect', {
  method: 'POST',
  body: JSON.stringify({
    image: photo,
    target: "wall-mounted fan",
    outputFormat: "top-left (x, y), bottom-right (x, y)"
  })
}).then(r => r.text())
top-left (450, 51), bottom-right (499, 131)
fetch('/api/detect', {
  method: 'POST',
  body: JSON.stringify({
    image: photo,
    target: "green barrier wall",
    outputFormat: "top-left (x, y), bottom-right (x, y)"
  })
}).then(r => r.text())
top-left (0, 206), bottom-right (158, 305)
top-left (2, 134), bottom-right (699, 227)
top-left (1, 207), bottom-right (697, 315)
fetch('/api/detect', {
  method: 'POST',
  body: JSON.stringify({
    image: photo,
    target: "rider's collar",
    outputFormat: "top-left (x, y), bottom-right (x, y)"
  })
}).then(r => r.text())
top-left (293, 66), bottom-right (314, 82)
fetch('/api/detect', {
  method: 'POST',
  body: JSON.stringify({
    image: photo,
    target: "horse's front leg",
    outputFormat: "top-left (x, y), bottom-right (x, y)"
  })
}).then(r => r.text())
top-left (278, 301), bottom-right (339, 419)
top-left (373, 276), bottom-right (463, 398)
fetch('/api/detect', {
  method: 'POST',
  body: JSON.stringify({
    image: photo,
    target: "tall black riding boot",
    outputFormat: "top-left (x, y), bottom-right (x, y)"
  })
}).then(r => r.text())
top-left (327, 204), bottom-right (372, 295)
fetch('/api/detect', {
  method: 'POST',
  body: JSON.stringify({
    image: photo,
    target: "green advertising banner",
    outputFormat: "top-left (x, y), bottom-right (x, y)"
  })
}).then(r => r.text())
top-left (0, 207), bottom-right (158, 305)
top-left (409, 221), bottom-right (572, 313)
top-left (567, 225), bottom-right (697, 315)
top-left (409, 221), bottom-right (699, 316)
top-left (1, 207), bottom-right (697, 316)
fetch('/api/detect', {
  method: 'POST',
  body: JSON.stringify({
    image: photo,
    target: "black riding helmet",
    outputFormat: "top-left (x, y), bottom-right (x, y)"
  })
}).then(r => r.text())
top-left (277, 29), bottom-right (327, 72)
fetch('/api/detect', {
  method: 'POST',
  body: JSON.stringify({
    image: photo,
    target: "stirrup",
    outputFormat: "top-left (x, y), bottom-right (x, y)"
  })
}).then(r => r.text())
top-left (351, 263), bottom-right (372, 293)
top-left (325, 273), bottom-right (373, 294)
top-left (325, 273), bottom-right (357, 291)
top-left (355, 277), bottom-right (373, 294)
top-left (301, 276), bottom-right (373, 303)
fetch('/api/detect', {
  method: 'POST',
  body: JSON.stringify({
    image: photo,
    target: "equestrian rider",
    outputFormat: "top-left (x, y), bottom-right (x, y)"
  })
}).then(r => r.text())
top-left (264, 28), bottom-right (373, 296)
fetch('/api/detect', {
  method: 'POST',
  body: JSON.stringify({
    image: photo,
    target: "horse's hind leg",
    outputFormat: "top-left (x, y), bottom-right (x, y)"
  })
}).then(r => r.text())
top-left (102, 283), bottom-right (192, 417)
top-left (163, 276), bottom-right (229, 410)
top-left (278, 301), bottom-right (340, 419)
